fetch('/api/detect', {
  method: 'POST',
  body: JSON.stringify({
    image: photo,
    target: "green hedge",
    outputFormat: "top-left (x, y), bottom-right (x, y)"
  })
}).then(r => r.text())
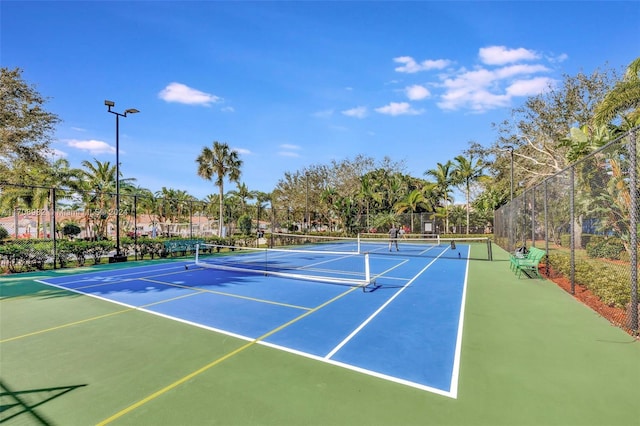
top-left (0, 237), bottom-right (254, 273)
top-left (585, 236), bottom-right (625, 260)
top-left (548, 251), bottom-right (630, 308)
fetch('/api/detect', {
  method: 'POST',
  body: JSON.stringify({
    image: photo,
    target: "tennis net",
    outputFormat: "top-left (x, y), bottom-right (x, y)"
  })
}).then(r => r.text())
top-left (270, 233), bottom-right (493, 260)
top-left (192, 243), bottom-right (375, 289)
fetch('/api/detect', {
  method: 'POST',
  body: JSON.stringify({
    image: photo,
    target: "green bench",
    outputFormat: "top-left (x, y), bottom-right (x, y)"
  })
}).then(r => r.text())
top-left (163, 239), bottom-right (204, 257)
top-left (510, 246), bottom-right (546, 279)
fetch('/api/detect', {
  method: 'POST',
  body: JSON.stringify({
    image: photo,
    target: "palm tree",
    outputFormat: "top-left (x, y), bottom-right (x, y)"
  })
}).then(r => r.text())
top-left (425, 161), bottom-right (455, 234)
top-left (394, 189), bottom-right (428, 233)
top-left (594, 56), bottom-right (640, 127)
top-left (75, 159), bottom-right (117, 239)
top-left (452, 154), bottom-right (485, 234)
top-left (356, 174), bottom-right (382, 232)
top-left (227, 182), bottom-right (256, 214)
top-left (254, 191), bottom-right (271, 232)
top-left (196, 141), bottom-right (243, 237)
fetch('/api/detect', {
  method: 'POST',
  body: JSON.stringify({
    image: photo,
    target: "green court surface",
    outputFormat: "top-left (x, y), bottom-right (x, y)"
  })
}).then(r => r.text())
top-left (1, 246), bottom-right (638, 426)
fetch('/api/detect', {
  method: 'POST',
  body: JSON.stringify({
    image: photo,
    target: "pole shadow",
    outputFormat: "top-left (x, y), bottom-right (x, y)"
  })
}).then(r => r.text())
top-left (0, 379), bottom-right (87, 425)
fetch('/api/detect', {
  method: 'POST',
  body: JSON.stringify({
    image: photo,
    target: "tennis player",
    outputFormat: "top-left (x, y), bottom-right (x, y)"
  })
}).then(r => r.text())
top-left (388, 225), bottom-right (399, 251)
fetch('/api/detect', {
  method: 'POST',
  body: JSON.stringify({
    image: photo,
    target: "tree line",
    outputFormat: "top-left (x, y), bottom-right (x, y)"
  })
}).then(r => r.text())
top-left (1, 58), bottom-right (638, 239)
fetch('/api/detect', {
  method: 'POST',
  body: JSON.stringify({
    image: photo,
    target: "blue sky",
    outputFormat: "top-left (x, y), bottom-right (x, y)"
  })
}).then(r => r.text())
top-left (2, 1), bottom-right (638, 200)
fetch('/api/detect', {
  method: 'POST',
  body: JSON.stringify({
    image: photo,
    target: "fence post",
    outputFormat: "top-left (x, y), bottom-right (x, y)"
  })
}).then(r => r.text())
top-left (570, 166), bottom-right (575, 295)
top-left (531, 188), bottom-right (536, 247)
top-left (51, 187), bottom-right (57, 270)
top-left (629, 129), bottom-right (638, 335)
top-left (134, 195), bottom-right (138, 261)
top-left (544, 180), bottom-right (549, 276)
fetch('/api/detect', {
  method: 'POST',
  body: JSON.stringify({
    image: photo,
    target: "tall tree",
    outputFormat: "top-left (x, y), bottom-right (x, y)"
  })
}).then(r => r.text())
top-left (0, 67), bottom-right (61, 175)
top-left (227, 182), bottom-right (256, 214)
top-left (196, 141), bottom-right (243, 237)
top-left (452, 154), bottom-right (485, 234)
top-left (425, 161), bottom-right (455, 234)
top-left (394, 189), bottom-right (428, 233)
top-left (594, 56), bottom-right (640, 127)
top-left (492, 66), bottom-right (617, 190)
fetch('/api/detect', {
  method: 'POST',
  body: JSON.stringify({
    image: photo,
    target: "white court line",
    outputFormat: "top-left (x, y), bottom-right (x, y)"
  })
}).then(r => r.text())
top-left (258, 340), bottom-right (452, 398)
top-left (448, 247), bottom-right (470, 399)
top-left (324, 245), bottom-right (451, 359)
top-left (41, 262), bottom-right (190, 286)
top-left (35, 246), bottom-right (468, 398)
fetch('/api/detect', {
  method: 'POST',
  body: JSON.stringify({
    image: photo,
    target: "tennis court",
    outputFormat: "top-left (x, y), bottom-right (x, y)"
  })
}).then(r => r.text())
top-left (1, 241), bottom-right (638, 425)
top-left (31, 238), bottom-right (469, 396)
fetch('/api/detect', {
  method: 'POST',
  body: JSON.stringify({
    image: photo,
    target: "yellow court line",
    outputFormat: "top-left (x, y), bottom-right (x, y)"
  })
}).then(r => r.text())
top-left (97, 284), bottom-right (361, 426)
top-left (1, 289), bottom-right (205, 344)
top-left (0, 308), bottom-right (133, 343)
top-left (140, 277), bottom-right (312, 311)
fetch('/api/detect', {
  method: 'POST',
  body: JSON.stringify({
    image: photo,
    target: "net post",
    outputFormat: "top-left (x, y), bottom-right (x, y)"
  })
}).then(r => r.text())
top-left (364, 252), bottom-right (370, 284)
top-left (357, 234), bottom-right (362, 254)
top-left (195, 243), bottom-right (200, 263)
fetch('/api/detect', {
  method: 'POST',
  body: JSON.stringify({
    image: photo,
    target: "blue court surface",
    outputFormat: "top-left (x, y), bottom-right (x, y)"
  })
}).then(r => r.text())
top-left (37, 242), bottom-right (469, 398)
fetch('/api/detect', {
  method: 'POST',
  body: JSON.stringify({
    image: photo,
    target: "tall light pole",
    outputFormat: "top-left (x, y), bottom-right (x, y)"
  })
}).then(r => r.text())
top-left (305, 171), bottom-right (309, 234)
top-left (105, 100), bottom-right (139, 262)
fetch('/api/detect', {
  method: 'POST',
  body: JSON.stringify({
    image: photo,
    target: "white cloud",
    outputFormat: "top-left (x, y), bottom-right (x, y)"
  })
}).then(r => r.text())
top-left (221, 106), bottom-right (235, 112)
top-left (377, 45), bottom-right (560, 115)
top-left (47, 148), bottom-right (67, 159)
top-left (158, 82), bottom-right (222, 106)
top-left (375, 102), bottom-right (423, 116)
top-left (547, 53), bottom-right (569, 63)
top-left (278, 151), bottom-right (301, 157)
top-left (278, 143), bottom-right (302, 157)
top-left (405, 84), bottom-right (430, 100)
top-left (479, 46), bottom-right (540, 65)
top-left (280, 144), bottom-right (301, 150)
top-left (342, 106), bottom-right (367, 118)
top-left (394, 56), bottom-right (451, 73)
top-left (312, 109), bottom-right (334, 118)
top-left (66, 139), bottom-right (115, 154)
top-left (435, 56), bottom-right (555, 112)
top-left (232, 147), bottom-right (251, 155)
top-left (506, 77), bottom-right (554, 96)
top-left (439, 89), bottom-right (511, 112)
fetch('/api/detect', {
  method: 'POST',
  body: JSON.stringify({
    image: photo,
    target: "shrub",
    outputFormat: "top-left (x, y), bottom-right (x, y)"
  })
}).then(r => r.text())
top-left (0, 242), bottom-right (51, 272)
top-left (56, 240), bottom-right (74, 268)
top-left (0, 243), bottom-right (24, 272)
top-left (585, 237), bottom-right (625, 260)
top-left (0, 226), bottom-right (9, 240)
top-left (67, 240), bottom-right (90, 267)
top-left (238, 214), bottom-right (252, 236)
top-left (86, 240), bottom-right (115, 265)
top-left (62, 223), bottom-right (82, 239)
top-left (548, 252), bottom-right (630, 308)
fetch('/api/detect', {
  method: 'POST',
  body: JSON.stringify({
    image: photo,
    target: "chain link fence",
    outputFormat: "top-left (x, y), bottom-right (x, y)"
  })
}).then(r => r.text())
top-left (0, 187), bottom-right (267, 271)
top-left (494, 128), bottom-right (638, 335)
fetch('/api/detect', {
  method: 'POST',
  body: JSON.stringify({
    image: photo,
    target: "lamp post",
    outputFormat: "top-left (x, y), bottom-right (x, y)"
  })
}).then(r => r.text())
top-left (105, 100), bottom-right (139, 262)
top-left (305, 172), bottom-right (309, 233)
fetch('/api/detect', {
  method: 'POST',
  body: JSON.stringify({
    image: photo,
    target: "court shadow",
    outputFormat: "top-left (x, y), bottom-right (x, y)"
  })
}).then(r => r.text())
top-left (0, 281), bottom-right (82, 301)
top-left (0, 379), bottom-right (87, 425)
